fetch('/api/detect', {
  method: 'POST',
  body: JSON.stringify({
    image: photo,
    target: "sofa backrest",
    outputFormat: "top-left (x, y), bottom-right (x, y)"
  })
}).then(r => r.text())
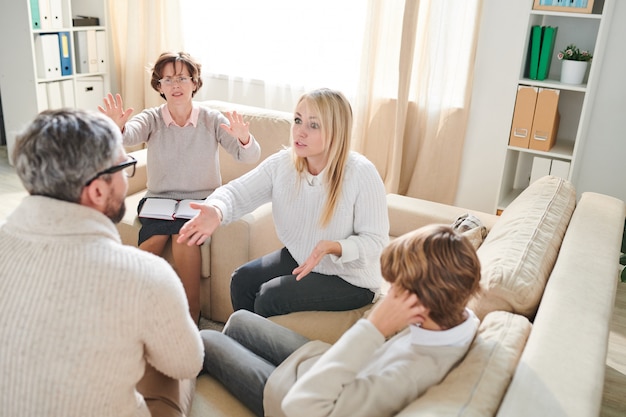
top-left (198, 100), bottom-right (293, 185)
top-left (469, 175), bottom-right (576, 321)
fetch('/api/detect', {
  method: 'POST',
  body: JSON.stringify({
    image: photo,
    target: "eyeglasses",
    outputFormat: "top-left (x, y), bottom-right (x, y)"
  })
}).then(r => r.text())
top-left (85, 155), bottom-right (137, 186)
top-left (159, 76), bottom-right (193, 86)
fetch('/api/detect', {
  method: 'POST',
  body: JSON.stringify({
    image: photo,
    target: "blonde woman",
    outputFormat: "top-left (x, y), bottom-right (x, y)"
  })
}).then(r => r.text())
top-left (178, 88), bottom-right (389, 317)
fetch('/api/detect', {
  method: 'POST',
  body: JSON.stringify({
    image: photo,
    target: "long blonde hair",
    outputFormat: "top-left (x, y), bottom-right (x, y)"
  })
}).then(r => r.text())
top-left (291, 88), bottom-right (352, 227)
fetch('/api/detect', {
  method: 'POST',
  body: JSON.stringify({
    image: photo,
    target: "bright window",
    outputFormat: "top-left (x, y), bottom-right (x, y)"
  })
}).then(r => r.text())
top-left (180, 0), bottom-right (367, 97)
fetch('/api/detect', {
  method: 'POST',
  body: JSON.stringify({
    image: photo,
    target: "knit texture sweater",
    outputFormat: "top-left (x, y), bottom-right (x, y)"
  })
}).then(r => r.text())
top-left (207, 149), bottom-right (389, 290)
top-left (0, 196), bottom-right (204, 417)
top-left (123, 103), bottom-right (261, 200)
top-left (265, 311), bottom-right (479, 417)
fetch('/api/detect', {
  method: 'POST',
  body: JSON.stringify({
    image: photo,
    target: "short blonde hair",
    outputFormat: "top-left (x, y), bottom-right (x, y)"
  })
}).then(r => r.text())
top-left (381, 224), bottom-right (481, 329)
top-left (291, 88), bottom-right (352, 227)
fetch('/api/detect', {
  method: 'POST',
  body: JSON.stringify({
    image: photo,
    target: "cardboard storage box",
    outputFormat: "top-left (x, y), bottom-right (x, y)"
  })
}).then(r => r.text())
top-left (529, 87), bottom-right (560, 152)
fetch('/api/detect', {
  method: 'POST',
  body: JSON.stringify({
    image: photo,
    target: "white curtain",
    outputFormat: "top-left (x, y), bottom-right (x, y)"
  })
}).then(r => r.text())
top-left (107, 0), bottom-right (185, 113)
top-left (107, 0), bottom-right (482, 203)
top-left (352, 0), bottom-right (482, 203)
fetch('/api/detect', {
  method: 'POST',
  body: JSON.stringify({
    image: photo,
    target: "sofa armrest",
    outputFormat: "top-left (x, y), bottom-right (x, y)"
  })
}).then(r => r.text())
top-left (127, 148), bottom-right (148, 196)
top-left (496, 192), bottom-right (626, 417)
top-left (207, 203), bottom-right (282, 322)
top-left (387, 193), bottom-right (498, 238)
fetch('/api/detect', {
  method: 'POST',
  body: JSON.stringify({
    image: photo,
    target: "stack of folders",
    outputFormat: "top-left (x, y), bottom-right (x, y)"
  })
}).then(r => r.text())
top-left (30, 0), bottom-right (64, 30)
top-left (36, 80), bottom-right (75, 112)
top-left (509, 85), bottom-right (560, 152)
top-left (74, 30), bottom-right (107, 74)
top-left (529, 156), bottom-right (570, 184)
top-left (528, 26), bottom-right (558, 81)
top-left (35, 32), bottom-right (72, 79)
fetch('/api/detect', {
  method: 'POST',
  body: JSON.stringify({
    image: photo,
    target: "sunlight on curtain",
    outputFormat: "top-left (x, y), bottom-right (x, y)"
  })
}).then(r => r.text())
top-left (179, 0), bottom-right (367, 109)
top-left (177, 0), bottom-right (481, 202)
top-left (108, 0), bottom-right (184, 113)
top-left (352, 0), bottom-right (481, 203)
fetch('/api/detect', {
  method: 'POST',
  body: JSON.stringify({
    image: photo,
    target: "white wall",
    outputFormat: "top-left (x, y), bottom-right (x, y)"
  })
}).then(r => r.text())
top-left (572, 0), bottom-right (626, 204)
top-left (454, 0), bottom-right (529, 213)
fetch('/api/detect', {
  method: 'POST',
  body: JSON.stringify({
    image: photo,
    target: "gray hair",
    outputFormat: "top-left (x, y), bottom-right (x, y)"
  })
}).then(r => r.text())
top-left (13, 109), bottom-right (123, 203)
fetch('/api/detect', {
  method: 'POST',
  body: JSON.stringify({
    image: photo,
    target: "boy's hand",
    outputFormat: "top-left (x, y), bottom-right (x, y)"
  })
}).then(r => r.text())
top-left (367, 286), bottom-right (428, 338)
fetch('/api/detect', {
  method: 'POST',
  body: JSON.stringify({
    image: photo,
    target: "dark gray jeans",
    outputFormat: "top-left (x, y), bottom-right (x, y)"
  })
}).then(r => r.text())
top-left (230, 247), bottom-right (375, 317)
top-left (201, 310), bottom-right (310, 416)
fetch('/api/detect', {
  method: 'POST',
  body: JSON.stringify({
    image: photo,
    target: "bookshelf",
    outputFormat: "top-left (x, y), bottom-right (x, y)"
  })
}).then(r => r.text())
top-left (496, 0), bottom-right (613, 211)
top-left (0, 0), bottom-right (111, 165)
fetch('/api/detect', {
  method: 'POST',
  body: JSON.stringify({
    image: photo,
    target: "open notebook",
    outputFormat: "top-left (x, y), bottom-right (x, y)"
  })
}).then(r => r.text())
top-left (138, 198), bottom-right (204, 220)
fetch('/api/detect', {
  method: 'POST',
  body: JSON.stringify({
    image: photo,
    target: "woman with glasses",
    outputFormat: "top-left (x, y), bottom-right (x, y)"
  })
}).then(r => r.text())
top-left (99, 51), bottom-right (261, 323)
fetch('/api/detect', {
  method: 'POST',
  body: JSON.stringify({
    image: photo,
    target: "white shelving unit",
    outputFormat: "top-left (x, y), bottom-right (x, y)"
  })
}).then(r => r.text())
top-left (0, 0), bottom-right (110, 164)
top-left (496, 0), bottom-right (613, 211)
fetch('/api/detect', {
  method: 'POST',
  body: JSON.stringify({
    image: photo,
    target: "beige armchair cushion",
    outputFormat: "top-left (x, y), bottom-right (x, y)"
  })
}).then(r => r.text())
top-left (469, 176), bottom-right (576, 320)
top-left (396, 311), bottom-right (531, 417)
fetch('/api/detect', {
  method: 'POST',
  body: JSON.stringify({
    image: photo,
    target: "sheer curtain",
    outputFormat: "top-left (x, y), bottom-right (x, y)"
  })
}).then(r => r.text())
top-left (353, 0), bottom-right (482, 202)
top-left (178, 0), bottom-right (367, 111)
top-left (107, 0), bottom-right (185, 113)
top-left (107, 0), bottom-right (482, 202)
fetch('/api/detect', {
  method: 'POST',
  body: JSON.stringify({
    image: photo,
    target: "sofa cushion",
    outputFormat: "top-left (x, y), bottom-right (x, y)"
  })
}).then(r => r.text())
top-left (268, 305), bottom-right (373, 344)
top-left (395, 311), bottom-right (531, 417)
top-left (468, 176), bottom-right (576, 320)
top-left (199, 100), bottom-right (293, 185)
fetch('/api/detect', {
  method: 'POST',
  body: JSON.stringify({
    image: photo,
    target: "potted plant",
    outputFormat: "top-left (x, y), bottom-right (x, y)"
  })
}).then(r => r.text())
top-left (557, 44), bottom-right (593, 84)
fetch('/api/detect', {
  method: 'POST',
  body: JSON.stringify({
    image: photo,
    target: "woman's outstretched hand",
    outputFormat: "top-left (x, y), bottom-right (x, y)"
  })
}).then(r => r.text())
top-left (177, 203), bottom-right (222, 246)
top-left (220, 111), bottom-right (251, 145)
top-left (98, 93), bottom-right (134, 131)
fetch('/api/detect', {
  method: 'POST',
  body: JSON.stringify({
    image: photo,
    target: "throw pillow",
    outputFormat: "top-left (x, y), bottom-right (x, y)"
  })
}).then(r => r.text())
top-left (451, 213), bottom-right (487, 250)
top-left (395, 311), bottom-right (531, 417)
top-left (468, 176), bottom-right (576, 320)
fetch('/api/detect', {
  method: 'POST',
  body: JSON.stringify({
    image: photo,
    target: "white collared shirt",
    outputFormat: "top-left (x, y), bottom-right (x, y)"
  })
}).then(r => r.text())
top-left (409, 308), bottom-right (479, 347)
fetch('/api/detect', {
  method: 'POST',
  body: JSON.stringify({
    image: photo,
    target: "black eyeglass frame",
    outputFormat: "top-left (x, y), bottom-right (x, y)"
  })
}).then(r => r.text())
top-left (85, 155), bottom-right (137, 186)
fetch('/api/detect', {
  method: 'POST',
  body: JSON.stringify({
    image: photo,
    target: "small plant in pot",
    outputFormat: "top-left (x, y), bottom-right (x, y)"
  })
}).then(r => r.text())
top-left (558, 44), bottom-right (592, 84)
top-left (557, 44), bottom-right (593, 62)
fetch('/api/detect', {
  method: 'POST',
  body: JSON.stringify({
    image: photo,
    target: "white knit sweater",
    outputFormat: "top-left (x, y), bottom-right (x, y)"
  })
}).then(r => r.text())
top-left (0, 196), bottom-right (203, 417)
top-left (207, 149), bottom-right (389, 290)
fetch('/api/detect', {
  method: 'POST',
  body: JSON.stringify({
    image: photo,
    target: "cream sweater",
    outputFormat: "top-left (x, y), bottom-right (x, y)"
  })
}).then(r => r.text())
top-left (265, 312), bottom-right (479, 417)
top-left (0, 196), bottom-right (203, 417)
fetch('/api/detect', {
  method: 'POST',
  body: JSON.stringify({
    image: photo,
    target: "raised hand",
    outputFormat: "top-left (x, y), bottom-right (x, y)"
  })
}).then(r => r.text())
top-left (220, 111), bottom-right (251, 144)
top-left (98, 93), bottom-right (134, 131)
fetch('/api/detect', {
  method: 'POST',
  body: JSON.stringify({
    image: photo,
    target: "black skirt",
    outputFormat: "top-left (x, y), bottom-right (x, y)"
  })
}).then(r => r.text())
top-left (137, 198), bottom-right (190, 246)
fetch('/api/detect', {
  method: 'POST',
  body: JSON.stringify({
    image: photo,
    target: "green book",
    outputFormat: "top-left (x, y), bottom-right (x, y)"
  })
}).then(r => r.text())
top-left (528, 26), bottom-right (543, 80)
top-left (537, 26), bottom-right (558, 81)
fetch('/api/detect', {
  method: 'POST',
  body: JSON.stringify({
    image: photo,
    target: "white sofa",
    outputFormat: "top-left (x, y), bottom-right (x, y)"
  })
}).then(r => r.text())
top-left (118, 102), bottom-right (625, 416)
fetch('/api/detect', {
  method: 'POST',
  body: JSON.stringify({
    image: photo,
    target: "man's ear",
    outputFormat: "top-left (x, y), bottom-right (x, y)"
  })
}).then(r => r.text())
top-left (80, 179), bottom-right (109, 212)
